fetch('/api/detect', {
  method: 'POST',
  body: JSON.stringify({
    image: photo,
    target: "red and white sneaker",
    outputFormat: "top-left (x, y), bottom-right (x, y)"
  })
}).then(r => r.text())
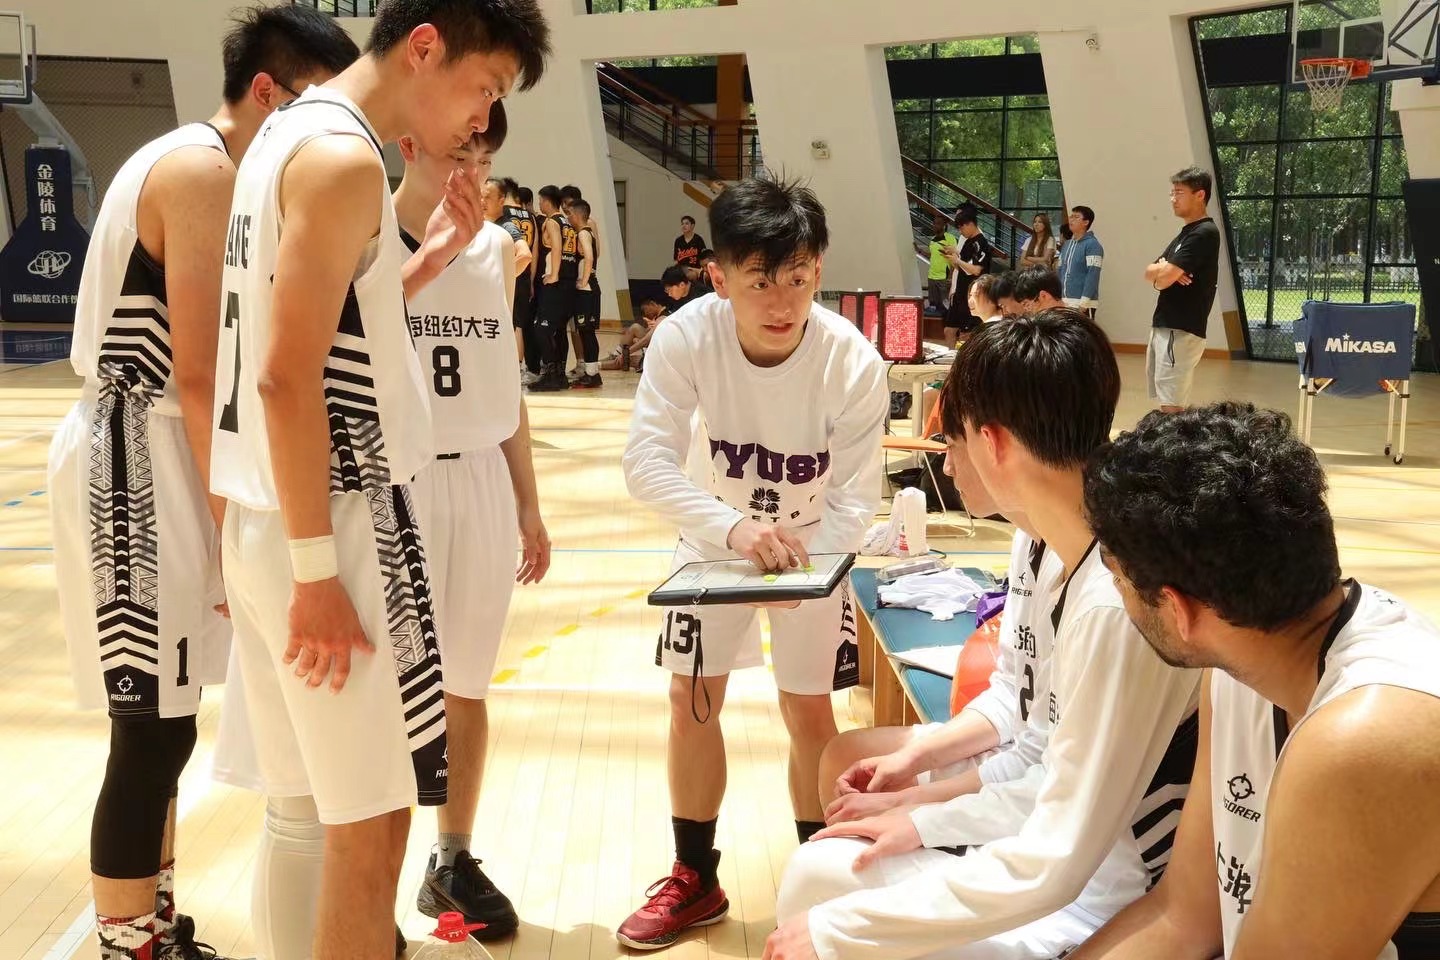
top-left (615, 859), bottom-right (729, 950)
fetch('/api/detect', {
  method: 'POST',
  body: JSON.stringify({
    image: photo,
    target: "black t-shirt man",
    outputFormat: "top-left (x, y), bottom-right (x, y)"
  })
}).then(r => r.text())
top-left (946, 231), bottom-right (993, 332)
top-left (1152, 217), bottom-right (1220, 338)
top-left (674, 232), bottom-right (705, 269)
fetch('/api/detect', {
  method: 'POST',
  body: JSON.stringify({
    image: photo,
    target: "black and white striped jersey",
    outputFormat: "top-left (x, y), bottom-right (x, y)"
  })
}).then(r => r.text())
top-left (211, 86), bottom-right (431, 511)
top-left (69, 123), bottom-right (227, 416)
top-left (1212, 582), bottom-right (1440, 958)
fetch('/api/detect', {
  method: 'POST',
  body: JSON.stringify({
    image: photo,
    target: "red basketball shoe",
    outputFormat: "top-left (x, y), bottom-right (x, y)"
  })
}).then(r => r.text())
top-left (615, 857), bottom-right (729, 950)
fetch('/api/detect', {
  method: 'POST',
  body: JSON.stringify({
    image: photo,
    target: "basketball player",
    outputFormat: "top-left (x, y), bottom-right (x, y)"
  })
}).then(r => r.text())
top-left (568, 198), bottom-right (602, 388)
top-left (1070, 402), bottom-right (1440, 959)
top-left (819, 438), bottom-right (1063, 827)
top-left (617, 173), bottom-right (890, 950)
top-left (494, 176), bottom-right (538, 382)
top-left (529, 183), bottom-right (577, 392)
top-left (557, 185), bottom-right (594, 381)
top-left (45, 8), bottom-right (358, 960)
top-left (765, 311), bottom-right (1201, 960)
top-left (393, 99), bottom-right (551, 944)
top-left (209, 4), bottom-right (549, 959)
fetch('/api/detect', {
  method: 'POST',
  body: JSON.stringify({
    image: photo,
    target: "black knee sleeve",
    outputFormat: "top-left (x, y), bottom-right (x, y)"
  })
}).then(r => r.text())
top-left (91, 714), bottom-right (197, 879)
top-left (580, 327), bottom-right (600, 364)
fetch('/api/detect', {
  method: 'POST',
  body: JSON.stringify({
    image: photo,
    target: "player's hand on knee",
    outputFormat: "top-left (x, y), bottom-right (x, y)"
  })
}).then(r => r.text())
top-left (824, 788), bottom-right (906, 825)
top-left (761, 914), bottom-right (820, 960)
top-left (867, 750), bottom-right (921, 793)
top-left (811, 811), bottom-right (923, 870)
top-left (285, 578), bottom-right (374, 693)
top-left (834, 756), bottom-right (880, 797)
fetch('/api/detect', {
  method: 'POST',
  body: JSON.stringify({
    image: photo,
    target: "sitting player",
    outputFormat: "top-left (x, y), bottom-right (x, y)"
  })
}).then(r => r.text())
top-left (1073, 403), bottom-right (1440, 959)
top-left (603, 298), bottom-right (667, 372)
top-left (767, 311), bottom-right (1200, 960)
top-left (618, 173), bottom-right (890, 950)
top-left (820, 425), bottom-right (1063, 827)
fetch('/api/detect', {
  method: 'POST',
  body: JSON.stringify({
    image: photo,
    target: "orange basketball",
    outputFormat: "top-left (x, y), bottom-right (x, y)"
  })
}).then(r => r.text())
top-left (950, 612), bottom-right (1004, 716)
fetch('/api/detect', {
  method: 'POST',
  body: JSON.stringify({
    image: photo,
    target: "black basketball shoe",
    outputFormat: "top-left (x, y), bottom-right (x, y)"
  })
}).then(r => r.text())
top-left (415, 851), bottom-right (518, 942)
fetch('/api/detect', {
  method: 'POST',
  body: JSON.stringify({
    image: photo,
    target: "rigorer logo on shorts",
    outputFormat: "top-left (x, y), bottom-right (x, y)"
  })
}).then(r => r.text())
top-left (27, 251), bottom-right (72, 280)
top-left (1223, 773), bottom-right (1261, 822)
top-left (111, 672), bottom-right (142, 702)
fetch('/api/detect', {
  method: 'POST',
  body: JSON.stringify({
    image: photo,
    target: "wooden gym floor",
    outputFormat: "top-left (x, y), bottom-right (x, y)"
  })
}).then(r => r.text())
top-left (0, 353), bottom-right (1437, 960)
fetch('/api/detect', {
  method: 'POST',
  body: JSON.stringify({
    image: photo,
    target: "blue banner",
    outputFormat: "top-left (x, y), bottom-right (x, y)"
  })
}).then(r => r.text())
top-left (0, 146), bottom-right (89, 323)
top-left (1294, 300), bottom-right (1415, 398)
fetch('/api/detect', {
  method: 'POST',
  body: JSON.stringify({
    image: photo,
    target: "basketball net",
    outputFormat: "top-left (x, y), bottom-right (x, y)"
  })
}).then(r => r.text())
top-left (1300, 57), bottom-right (1371, 112)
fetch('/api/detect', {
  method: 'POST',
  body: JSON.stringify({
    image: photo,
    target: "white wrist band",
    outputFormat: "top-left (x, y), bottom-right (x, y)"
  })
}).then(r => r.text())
top-left (289, 535), bottom-right (339, 583)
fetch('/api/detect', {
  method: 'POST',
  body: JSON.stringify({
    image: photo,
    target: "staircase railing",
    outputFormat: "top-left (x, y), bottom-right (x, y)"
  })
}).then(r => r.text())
top-left (597, 61), bottom-right (761, 182)
top-left (290, 0), bottom-right (376, 16)
top-left (902, 156), bottom-right (1035, 265)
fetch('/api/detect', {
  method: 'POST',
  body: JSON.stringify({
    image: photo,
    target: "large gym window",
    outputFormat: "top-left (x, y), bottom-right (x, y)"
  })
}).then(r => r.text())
top-left (1191, 5), bottom-right (1417, 363)
top-left (886, 38), bottom-right (1064, 231)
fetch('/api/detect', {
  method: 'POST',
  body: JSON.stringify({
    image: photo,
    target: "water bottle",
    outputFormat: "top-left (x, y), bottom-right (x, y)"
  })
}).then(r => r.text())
top-left (409, 912), bottom-right (494, 960)
top-left (894, 487), bottom-right (929, 558)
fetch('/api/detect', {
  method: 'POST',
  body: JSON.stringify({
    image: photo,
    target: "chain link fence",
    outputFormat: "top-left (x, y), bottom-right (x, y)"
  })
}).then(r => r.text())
top-left (0, 56), bottom-right (177, 230)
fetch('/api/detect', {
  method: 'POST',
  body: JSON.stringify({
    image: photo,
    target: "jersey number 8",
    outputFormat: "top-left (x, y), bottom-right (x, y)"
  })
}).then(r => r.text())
top-left (432, 345), bottom-right (462, 398)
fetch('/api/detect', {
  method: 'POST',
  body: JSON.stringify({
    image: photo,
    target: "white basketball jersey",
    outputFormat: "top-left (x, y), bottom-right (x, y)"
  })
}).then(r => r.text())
top-left (400, 221), bottom-right (520, 452)
top-left (212, 87), bottom-right (431, 510)
top-left (71, 123), bottom-right (227, 417)
top-left (972, 533), bottom-right (1064, 779)
top-left (1211, 581), bottom-right (1440, 959)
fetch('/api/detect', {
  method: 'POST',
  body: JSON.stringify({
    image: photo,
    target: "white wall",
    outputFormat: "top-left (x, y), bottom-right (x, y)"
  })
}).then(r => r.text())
top-left (605, 135), bottom-right (709, 279)
top-left (1393, 80), bottom-right (1440, 178)
top-left (24, 0), bottom-right (1391, 346)
top-left (1041, 14), bottom-right (1240, 351)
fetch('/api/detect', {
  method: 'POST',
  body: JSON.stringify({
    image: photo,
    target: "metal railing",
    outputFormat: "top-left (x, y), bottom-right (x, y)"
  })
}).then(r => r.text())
top-left (291, 0), bottom-right (376, 16)
top-left (597, 61), bottom-right (761, 182)
top-left (901, 156), bottom-right (1035, 264)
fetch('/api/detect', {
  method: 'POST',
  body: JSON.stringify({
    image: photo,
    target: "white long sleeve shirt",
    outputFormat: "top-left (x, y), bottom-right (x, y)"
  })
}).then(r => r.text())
top-left (961, 534), bottom-right (1064, 786)
top-left (622, 295), bottom-right (889, 555)
top-left (809, 542), bottom-right (1202, 960)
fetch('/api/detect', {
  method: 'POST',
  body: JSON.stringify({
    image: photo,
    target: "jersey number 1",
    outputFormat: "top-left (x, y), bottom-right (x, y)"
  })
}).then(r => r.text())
top-left (432, 346), bottom-right (462, 397)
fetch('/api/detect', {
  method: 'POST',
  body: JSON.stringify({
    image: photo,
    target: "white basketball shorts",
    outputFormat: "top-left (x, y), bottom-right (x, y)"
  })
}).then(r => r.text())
top-left (216, 488), bottom-right (448, 824)
top-left (408, 446), bottom-right (518, 699)
top-left (654, 533), bottom-right (860, 696)
top-left (48, 392), bottom-right (229, 719)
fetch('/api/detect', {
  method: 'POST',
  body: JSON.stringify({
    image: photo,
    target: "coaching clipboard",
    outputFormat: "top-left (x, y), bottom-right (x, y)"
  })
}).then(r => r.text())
top-left (648, 553), bottom-right (856, 607)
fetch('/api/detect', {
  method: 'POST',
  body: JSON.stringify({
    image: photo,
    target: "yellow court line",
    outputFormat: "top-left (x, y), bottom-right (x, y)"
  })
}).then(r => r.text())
top-left (491, 669), bottom-right (519, 685)
top-left (1340, 544), bottom-right (1440, 556)
top-left (554, 623), bottom-right (579, 636)
top-left (588, 606), bottom-right (614, 618)
top-left (522, 644), bottom-right (548, 659)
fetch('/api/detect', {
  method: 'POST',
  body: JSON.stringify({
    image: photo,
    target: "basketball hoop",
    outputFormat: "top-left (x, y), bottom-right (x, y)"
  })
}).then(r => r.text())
top-left (1300, 57), bottom-right (1371, 112)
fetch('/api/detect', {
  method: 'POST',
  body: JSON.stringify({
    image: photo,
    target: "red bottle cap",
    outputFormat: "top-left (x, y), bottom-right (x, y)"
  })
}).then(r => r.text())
top-left (431, 911), bottom-right (487, 943)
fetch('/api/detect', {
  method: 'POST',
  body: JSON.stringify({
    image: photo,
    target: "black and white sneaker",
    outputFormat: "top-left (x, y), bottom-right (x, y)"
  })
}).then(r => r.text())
top-left (156, 916), bottom-right (227, 960)
top-left (415, 851), bottom-right (518, 942)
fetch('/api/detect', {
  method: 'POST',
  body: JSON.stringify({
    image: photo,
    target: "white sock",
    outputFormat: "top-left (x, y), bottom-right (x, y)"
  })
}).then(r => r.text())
top-left (585, 362), bottom-right (600, 376)
top-left (437, 833), bottom-right (471, 869)
top-left (252, 795), bottom-right (324, 960)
